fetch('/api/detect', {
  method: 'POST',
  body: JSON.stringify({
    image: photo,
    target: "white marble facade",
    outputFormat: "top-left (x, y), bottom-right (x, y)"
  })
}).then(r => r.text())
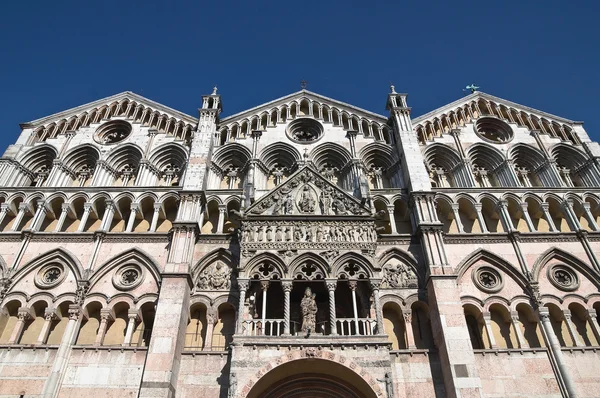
top-left (0, 86), bottom-right (599, 397)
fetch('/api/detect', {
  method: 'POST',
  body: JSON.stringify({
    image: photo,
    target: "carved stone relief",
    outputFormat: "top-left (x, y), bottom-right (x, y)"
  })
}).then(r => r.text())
top-left (197, 261), bottom-right (233, 290)
top-left (381, 259), bottom-right (418, 289)
top-left (248, 169), bottom-right (369, 216)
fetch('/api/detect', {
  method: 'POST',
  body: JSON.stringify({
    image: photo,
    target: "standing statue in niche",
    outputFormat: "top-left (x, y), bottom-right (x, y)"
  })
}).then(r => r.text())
top-left (320, 189), bottom-right (332, 215)
top-left (377, 372), bottom-right (395, 398)
top-left (300, 287), bottom-right (318, 334)
top-left (284, 193), bottom-right (294, 214)
top-left (298, 185), bottom-right (316, 213)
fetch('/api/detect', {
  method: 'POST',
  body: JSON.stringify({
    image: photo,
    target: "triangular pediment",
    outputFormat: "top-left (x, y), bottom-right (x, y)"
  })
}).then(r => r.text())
top-left (246, 166), bottom-right (371, 217)
top-left (22, 91), bottom-right (197, 130)
top-left (220, 89), bottom-right (388, 126)
top-left (412, 91), bottom-right (578, 128)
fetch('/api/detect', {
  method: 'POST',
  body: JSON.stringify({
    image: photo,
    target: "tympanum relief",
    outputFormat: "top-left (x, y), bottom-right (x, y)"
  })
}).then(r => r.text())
top-left (381, 259), bottom-right (418, 289)
top-left (197, 261), bottom-right (233, 290)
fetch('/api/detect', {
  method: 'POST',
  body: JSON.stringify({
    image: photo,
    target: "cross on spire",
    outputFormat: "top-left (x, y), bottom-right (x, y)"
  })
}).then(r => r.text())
top-left (300, 80), bottom-right (307, 89)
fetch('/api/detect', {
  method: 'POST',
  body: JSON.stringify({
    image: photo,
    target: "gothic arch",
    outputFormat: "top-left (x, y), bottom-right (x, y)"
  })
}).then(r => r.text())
top-left (10, 248), bottom-right (83, 286)
top-left (243, 252), bottom-right (287, 280)
top-left (531, 247), bottom-right (600, 286)
top-left (191, 248), bottom-right (234, 281)
top-left (88, 248), bottom-right (161, 289)
top-left (288, 253), bottom-right (329, 280)
top-left (331, 253), bottom-right (373, 279)
top-left (359, 142), bottom-right (397, 170)
top-left (455, 248), bottom-right (528, 290)
top-left (211, 143), bottom-right (252, 170)
top-left (377, 248), bottom-right (423, 284)
top-left (259, 142), bottom-right (301, 171)
top-left (310, 143), bottom-right (352, 170)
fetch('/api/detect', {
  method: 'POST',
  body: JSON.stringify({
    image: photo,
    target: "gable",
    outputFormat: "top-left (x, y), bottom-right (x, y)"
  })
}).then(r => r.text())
top-left (246, 166), bottom-right (371, 217)
top-left (23, 91), bottom-right (197, 139)
top-left (220, 89), bottom-right (388, 128)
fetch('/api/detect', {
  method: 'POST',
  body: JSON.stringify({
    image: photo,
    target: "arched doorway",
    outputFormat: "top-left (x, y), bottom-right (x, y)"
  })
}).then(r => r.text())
top-left (246, 357), bottom-right (379, 398)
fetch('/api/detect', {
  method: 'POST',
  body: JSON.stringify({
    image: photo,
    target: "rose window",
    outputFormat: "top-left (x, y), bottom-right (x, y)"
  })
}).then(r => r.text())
top-left (548, 264), bottom-right (579, 291)
top-left (472, 266), bottom-right (503, 293)
top-left (43, 267), bottom-right (62, 284)
top-left (286, 118), bottom-right (324, 143)
top-left (94, 120), bottom-right (132, 145)
top-left (113, 265), bottom-right (144, 290)
top-left (474, 117), bottom-right (513, 143)
top-left (121, 269), bottom-right (140, 286)
top-left (35, 263), bottom-right (66, 289)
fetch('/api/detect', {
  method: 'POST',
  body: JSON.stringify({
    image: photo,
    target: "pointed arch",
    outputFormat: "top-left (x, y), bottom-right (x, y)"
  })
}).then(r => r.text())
top-left (243, 252), bottom-right (286, 280)
top-left (10, 248), bottom-right (83, 286)
top-left (331, 253), bottom-right (373, 279)
top-left (377, 248), bottom-right (422, 280)
top-left (192, 248), bottom-right (234, 279)
top-left (288, 253), bottom-right (329, 280)
top-left (89, 248), bottom-right (161, 288)
top-left (532, 247), bottom-right (599, 286)
top-left (455, 248), bottom-right (528, 289)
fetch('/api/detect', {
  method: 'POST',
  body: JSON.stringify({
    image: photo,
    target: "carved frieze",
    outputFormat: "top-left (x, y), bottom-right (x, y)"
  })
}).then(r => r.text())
top-left (240, 220), bottom-right (377, 252)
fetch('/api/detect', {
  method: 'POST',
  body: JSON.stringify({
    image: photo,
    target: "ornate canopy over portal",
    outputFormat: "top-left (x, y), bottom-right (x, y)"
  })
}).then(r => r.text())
top-left (239, 166), bottom-right (377, 260)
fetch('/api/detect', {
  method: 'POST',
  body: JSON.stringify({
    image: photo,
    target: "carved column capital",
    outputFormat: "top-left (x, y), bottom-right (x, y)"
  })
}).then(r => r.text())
top-left (281, 280), bottom-right (293, 292)
top-left (325, 279), bottom-right (338, 291)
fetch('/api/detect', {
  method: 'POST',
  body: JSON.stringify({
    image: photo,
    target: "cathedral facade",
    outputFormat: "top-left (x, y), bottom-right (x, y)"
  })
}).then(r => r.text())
top-left (0, 86), bottom-right (598, 397)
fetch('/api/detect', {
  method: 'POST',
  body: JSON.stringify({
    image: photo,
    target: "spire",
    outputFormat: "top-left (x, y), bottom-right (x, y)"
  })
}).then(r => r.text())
top-left (212, 86), bottom-right (218, 95)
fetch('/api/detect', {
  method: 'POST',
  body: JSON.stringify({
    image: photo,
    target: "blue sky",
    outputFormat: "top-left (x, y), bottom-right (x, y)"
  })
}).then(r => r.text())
top-left (1, 1), bottom-right (598, 149)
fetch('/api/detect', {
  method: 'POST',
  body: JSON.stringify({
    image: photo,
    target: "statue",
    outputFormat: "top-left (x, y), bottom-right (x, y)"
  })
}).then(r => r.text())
top-left (377, 372), bottom-right (394, 398)
top-left (228, 372), bottom-right (237, 398)
top-left (300, 287), bottom-right (317, 334)
top-left (332, 196), bottom-right (347, 215)
top-left (198, 262), bottom-right (231, 290)
top-left (284, 193), bottom-right (294, 214)
top-left (298, 185), bottom-right (316, 213)
top-left (320, 189), bottom-right (332, 215)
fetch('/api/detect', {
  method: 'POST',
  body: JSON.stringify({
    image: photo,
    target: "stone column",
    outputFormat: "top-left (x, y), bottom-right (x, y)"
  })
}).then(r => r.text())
top-left (8, 308), bottom-right (31, 344)
top-left (510, 311), bottom-right (528, 349)
top-left (348, 280), bottom-right (360, 334)
top-left (236, 280), bottom-right (249, 335)
top-left (562, 309), bottom-right (584, 347)
top-left (282, 280), bottom-right (292, 335)
top-left (94, 309), bottom-right (113, 346)
top-left (540, 203), bottom-right (558, 232)
top-left (450, 204), bottom-right (464, 233)
top-left (139, 276), bottom-right (192, 398)
top-left (203, 310), bottom-right (216, 351)
top-left (216, 204), bottom-right (226, 233)
top-left (99, 200), bottom-right (115, 231)
top-left (326, 279), bottom-right (338, 335)
top-left (387, 205), bottom-right (398, 234)
top-left (403, 311), bottom-right (417, 349)
top-left (30, 200), bottom-right (48, 231)
top-left (0, 203), bottom-right (10, 226)
top-left (149, 203), bottom-right (161, 232)
top-left (370, 280), bottom-right (384, 335)
top-left (122, 310), bottom-right (140, 346)
top-left (11, 203), bottom-right (29, 231)
top-left (586, 309), bottom-right (600, 344)
top-left (54, 203), bottom-right (70, 232)
top-left (520, 202), bottom-right (535, 232)
top-left (496, 200), bottom-right (515, 232)
top-left (481, 312), bottom-right (498, 349)
top-left (582, 202), bottom-right (600, 231)
top-left (538, 307), bottom-right (578, 397)
top-left (36, 309), bottom-right (57, 345)
top-left (42, 305), bottom-right (83, 398)
top-left (76, 203), bottom-right (93, 232)
top-left (561, 200), bottom-right (581, 231)
top-left (260, 280), bottom-right (269, 333)
top-left (125, 203), bottom-right (139, 232)
top-left (473, 203), bottom-right (489, 233)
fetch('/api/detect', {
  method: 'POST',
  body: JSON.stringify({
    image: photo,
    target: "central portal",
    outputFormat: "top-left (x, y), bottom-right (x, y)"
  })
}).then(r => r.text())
top-left (262, 373), bottom-right (363, 398)
top-left (245, 358), bottom-right (378, 398)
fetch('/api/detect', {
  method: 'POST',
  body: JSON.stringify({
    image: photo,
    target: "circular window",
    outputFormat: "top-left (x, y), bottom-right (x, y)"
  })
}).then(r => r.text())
top-left (35, 263), bottom-right (67, 289)
top-left (94, 120), bottom-right (132, 145)
top-left (472, 266), bottom-right (503, 293)
top-left (286, 118), bottom-right (324, 143)
top-left (112, 264), bottom-right (144, 290)
top-left (548, 264), bottom-right (579, 291)
top-left (474, 117), bottom-right (513, 143)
